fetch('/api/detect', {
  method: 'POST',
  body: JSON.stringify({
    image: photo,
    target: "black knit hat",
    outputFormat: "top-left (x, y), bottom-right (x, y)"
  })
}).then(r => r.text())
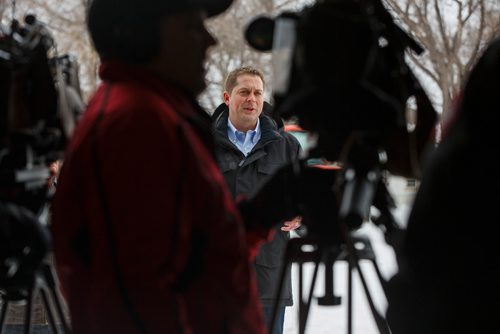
top-left (87, 0), bottom-right (233, 63)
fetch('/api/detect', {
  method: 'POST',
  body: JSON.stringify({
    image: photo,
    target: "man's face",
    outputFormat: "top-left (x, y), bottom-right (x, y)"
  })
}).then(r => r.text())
top-left (224, 74), bottom-right (264, 132)
top-left (151, 10), bottom-right (216, 96)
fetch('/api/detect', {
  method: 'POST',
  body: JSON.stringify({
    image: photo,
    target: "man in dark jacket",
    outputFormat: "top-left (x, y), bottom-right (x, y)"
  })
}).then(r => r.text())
top-left (213, 66), bottom-right (302, 334)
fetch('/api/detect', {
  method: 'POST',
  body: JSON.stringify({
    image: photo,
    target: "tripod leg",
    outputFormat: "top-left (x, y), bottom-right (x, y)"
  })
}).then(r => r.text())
top-left (348, 260), bottom-right (353, 334)
top-left (41, 264), bottom-right (71, 334)
top-left (0, 297), bottom-right (9, 334)
top-left (269, 238), bottom-right (316, 334)
top-left (355, 262), bottom-right (390, 334)
top-left (346, 244), bottom-right (390, 334)
top-left (317, 249), bottom-right (342, 306)
top-left (47, 287), bottom-right (71, 334)
top-left (298, 258), bottom-right (320, 334)
top-left (24, 286), bottom-right (35, 334)
top-left (39, 288), bottom-right (59, 334)
top-left (370, 259), bottom-right (388, 296)
top-left (269, 252), bottom-right (292, 334)
top-left (298, 262), bottom-right (305, 334)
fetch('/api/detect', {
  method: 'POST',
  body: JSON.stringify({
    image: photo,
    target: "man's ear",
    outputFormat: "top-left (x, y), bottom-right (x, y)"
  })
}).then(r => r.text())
top-left (223, 91), bottom-right (230, 106)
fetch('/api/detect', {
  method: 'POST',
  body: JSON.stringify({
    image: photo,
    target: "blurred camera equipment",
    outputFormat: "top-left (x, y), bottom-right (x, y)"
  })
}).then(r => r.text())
top-left (0, 202), bottom-right (70, 334)
top-left (245, 0), bottom-right (437, 333)
top-left (1, 12), bottom-right (82, 334)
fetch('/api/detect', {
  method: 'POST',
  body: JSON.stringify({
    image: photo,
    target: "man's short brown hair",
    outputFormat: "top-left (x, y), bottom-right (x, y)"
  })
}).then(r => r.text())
top-left (224, 66), bottom-right (265, 93)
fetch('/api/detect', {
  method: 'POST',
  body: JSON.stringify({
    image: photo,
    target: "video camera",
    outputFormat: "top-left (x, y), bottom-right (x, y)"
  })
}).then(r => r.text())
top-left (242, 3), bottom-right (438, 331)
top-left (245, 0), bottom-right (437, 234)
top-left (0, 14), bottom-right (82, 213)
top-left (1, 15), bottom-right (81, 333)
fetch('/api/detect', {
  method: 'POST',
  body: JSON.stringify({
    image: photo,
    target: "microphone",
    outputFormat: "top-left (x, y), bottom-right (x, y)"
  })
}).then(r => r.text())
top-left (338, 134), bottom-right (384, 229)
top-left (339, 166), bottom-right (381, 229)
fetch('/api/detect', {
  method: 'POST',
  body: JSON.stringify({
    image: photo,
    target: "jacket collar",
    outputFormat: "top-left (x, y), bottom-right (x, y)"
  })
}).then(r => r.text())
top-left (99, 60), bottom-right (209, 122)
top-left (213, 105), bottom-right (282, 150)
top-left (99, 60), bottom-right (214, 151)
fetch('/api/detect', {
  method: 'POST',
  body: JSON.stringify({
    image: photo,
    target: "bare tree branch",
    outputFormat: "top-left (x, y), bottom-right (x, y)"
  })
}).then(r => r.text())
top-left (383, 0), bottom-right (498, 118)
top-left (4, 0), bottom-right (499, 116)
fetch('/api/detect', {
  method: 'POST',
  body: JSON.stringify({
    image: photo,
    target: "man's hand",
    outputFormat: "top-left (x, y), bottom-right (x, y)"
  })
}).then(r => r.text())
top-left (281, 216), bottom-right (302, 231)
top-left (47, 160), bottom-right (62, 190)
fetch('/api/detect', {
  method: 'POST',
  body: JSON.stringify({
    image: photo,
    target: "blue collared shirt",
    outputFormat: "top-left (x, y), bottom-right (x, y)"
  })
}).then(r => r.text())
top-left (227, 118), bottom-right (261, 156)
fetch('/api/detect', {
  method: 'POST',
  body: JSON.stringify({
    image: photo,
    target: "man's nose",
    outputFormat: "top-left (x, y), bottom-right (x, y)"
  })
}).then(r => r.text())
top-left (246, 92), bottom-right (257, 101)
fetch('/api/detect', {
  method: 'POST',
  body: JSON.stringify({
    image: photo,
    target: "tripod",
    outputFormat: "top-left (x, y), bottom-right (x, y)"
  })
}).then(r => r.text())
top-left (0, 201), bottom-right (71, 334)
top-left (269, 230), bottom-right (390, 334)
top-left (0, 261), bottom-right (71, 334)
top-left (269, 232), bottom-right (390, 334)
top-left (269, 141), bottom-right (395, 333)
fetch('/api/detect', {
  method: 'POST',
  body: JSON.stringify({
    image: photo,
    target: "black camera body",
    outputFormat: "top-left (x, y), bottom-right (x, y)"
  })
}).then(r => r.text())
top-left (1, 14), bottom-right (82, 213)
top-left (246, 0), bottom-right (434, 164)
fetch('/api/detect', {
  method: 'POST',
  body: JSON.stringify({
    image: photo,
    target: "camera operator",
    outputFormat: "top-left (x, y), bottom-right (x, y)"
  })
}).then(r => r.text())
top-left (387, 37), bottom-right (500, 334)
top-left (212, 66), bottom-right (303, 334)
top-left (50, 0), bottom-right (269, 333)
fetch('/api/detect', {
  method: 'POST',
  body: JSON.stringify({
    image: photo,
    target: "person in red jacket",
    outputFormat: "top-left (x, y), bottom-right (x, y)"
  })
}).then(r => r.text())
top-left (50, 0), bottom-right (267, 333)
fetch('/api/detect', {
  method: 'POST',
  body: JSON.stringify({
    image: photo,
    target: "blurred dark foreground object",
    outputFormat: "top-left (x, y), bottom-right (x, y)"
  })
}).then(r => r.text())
top-left (1, 14), bottom-right (83, 214)
top-left (386, 37), bottom-right (500, 333)
top-left (242, 1), bottom-right (440, 332)
top-left (0, 201), bottom-right (72, 334)
top-left (1, 13), bottom-right (82, 334)
top-left (241, 0), bottom-right (437, 241)
top-left (245, 0), bottom-right (437, 179)
top-left (0, 202), bottom-right (50, 283)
